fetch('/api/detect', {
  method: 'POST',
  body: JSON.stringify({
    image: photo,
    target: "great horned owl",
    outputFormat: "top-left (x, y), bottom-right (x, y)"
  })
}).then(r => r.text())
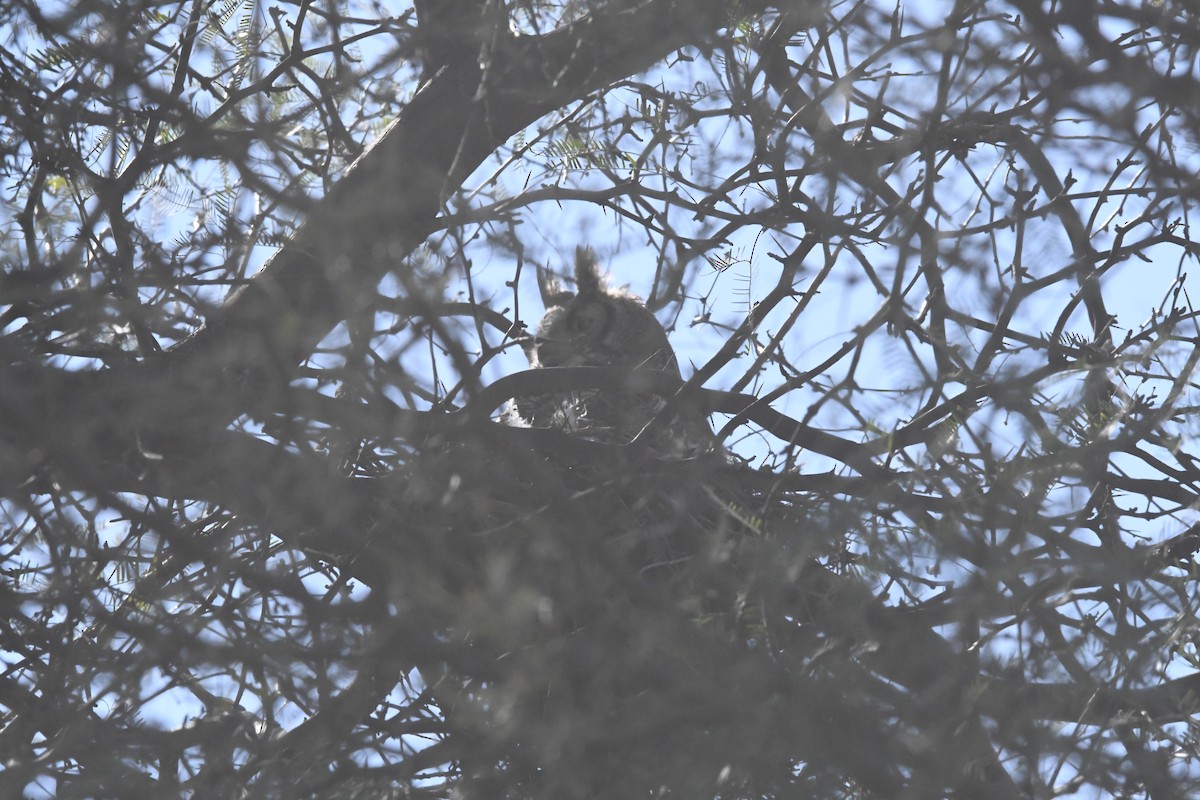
top-left (509, 248), bottom-right (714, 458)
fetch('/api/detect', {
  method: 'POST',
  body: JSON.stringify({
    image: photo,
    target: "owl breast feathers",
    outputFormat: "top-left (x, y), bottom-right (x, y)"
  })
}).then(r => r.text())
top-left (509, 248), bottom-right (714, 458)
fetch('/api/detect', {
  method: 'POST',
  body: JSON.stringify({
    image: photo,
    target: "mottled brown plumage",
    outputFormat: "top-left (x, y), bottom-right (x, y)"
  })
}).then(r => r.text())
top-left (510, 248), bottom-right (713, 458)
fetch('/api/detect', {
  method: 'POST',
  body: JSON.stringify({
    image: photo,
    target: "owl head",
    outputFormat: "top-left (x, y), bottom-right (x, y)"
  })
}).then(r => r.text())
top-left (528, 247), bottom-right (681, 378)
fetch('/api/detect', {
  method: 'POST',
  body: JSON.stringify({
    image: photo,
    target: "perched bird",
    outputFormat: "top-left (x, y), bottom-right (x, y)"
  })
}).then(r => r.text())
top-left (509, 248), bottom-right (714, 458)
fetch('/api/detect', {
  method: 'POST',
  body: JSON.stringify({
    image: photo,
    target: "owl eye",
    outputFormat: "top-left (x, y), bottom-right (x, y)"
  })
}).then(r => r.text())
top-left (567, 302), bottom-right (609, 336)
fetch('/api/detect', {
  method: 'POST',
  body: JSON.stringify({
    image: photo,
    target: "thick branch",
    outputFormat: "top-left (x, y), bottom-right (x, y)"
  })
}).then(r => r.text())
top-left (4, 0), bottom-right (789, 493)
top-left (140, 0), bottom-right (772, 417)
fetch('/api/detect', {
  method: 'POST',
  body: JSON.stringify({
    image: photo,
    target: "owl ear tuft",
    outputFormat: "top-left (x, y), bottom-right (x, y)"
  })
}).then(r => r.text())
top-left (574, 246), bottom-right (603, 296)
top-left (537, 262), bottom-right (572, 308)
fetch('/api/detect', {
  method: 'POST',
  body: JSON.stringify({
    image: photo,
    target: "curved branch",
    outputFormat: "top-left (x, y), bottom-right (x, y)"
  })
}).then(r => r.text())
top-left (25, 0), bottom-right (782, 455)
top-left (479, 365), bottom-right (890, 474)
